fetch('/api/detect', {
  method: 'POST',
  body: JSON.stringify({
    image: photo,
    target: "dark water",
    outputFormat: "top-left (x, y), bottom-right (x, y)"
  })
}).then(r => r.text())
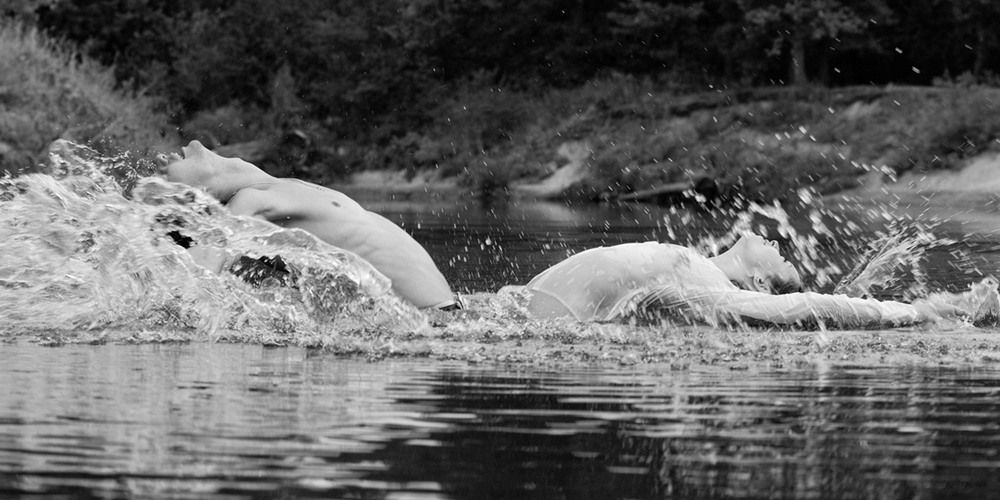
top-left (367, 192), bottom-right (1000, 296)
top-left (2, 344), bottom-right (999, 499)
top-left (368, 196), bottom-right (675, 292)
top-left (6, 191), bottom-right (1000, 499)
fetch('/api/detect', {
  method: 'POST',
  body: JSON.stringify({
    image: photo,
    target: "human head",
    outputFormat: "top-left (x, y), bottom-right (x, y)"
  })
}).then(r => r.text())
top-left (155, 140), bottom-right (261, 200)
top-left (719, 234), bottom-right (803, 294)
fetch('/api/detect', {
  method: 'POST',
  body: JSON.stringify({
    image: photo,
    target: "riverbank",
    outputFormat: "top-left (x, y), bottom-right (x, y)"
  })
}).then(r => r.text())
top-left (341, 84), bottom-right (1000, 204)
top-left (6, 18), bottom-right (1000, 204)
top-left (6, 17), bottom-right (1000, 206)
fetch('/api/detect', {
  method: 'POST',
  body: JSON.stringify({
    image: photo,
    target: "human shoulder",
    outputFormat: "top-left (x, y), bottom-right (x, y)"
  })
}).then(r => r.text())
top-left (604, 241), bottom-right (696, 259)
top-left (224, 179), bottom-right (308, 216)
top-left (272, 179), bottom-right (366, 210)
top-left (225, 185), bottom-right (278, 217)
top-left (553, 242), bottom-right (691, 266)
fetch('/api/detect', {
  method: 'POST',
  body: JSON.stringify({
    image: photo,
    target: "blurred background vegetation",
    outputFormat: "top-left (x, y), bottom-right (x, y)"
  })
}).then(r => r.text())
top-left (3, 0), bottom-right (1000, 200)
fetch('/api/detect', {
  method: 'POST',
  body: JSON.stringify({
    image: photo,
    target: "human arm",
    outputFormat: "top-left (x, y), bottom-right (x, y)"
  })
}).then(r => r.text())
top-left (715, 290), bottom-right (965, 326)
top-left (604, 284), bottom-right (965, 327)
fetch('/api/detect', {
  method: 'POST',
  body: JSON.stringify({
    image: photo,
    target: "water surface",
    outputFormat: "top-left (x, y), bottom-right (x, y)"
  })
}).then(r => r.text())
top-left (362, 190), bottom-right (1000, 297)
top-left (2, 344), bottom-right (999, 499)
top-left (6, 146), bottom-right (1000, 498)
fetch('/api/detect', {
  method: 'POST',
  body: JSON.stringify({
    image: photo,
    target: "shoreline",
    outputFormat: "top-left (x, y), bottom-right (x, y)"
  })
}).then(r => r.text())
top-left (337, 143), bottom-right (1000, 207)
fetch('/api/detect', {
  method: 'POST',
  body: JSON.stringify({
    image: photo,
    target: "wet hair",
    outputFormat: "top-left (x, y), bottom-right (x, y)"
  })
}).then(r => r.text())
top-left (769, 275), bottom-right (803, 294)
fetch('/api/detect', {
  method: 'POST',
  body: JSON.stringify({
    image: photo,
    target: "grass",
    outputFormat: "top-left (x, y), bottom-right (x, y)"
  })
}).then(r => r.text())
top-left (0, 20), bottom-right (175, 175)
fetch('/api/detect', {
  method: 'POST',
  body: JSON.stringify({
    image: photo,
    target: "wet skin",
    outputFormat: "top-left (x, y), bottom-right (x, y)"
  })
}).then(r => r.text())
top-left (155, 141), bottom-right (455, 309)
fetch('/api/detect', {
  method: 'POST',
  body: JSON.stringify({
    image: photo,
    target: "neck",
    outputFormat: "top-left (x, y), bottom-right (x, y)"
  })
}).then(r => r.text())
top-left (708, 247), bottom-right (748, 284)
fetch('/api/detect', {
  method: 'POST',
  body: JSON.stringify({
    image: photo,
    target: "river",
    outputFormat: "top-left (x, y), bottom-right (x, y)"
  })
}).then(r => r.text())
top-left (2, 343), bottom-right (999, 499)
top-left (3, 148), bottom-right (1000, 498)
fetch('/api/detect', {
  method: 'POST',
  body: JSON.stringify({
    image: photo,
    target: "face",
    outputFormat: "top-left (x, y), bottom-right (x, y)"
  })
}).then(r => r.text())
top-left (155, 140), bottom-right (215, 187)
top-left (736, 235), bottom-right (803, 293)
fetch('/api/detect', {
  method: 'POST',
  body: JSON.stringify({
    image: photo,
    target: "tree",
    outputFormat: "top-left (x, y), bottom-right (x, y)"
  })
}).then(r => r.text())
top-left (165, 0), bottom-right (327, 111)
top-left (607, 0), bottom-right (707, 76)
top-left (742, 0), bottom-right (867, 85)
top-left (951, 0), bottom-right (1000, 78)
top-left (2, 0), bottom-right (60, 22)
top-left (36, 0), bottom-right (230, 92)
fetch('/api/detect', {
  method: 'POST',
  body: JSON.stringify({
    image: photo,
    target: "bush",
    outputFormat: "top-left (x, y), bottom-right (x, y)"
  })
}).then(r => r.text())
top-left (0, 20), bottom-right (175, 175)
top-left (908, 90), bottom-right (1000, 171)
top-left (369, 75), bottom-right (537, 181)
top-left (434, 78), bottom-right (532, 150)
top-left (181, 104), bottom-right (272, 148)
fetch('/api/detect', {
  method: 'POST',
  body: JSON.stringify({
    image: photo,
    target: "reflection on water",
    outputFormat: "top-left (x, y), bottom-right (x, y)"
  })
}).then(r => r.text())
top-left (1, 344), bottom-right (999, 499)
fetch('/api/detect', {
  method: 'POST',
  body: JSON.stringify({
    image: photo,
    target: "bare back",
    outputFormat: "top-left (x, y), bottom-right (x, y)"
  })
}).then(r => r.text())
top-left (525, 242), bottom-right (731, 320)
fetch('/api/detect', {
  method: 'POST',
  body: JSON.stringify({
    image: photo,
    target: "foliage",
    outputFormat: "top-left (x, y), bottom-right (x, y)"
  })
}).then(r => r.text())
top-left (904, 91), bottom-right (1000, 171)
top-left (606, 0), bottom-right (707, 76)
top-left (741, 0), bottom-right (870, 85)
top-left (0, 20), bottom-right (173, 175)
top-left (422, 83), bottom-right (1000, 202)
top-left (32, 0), bottom-right (1000, 131)
top-left (948, 0), bottom-right (1000, 76)
top-left (1, 0), bottom-right (59, 21)
top-left (5, 0), bottom-right (1000, 199)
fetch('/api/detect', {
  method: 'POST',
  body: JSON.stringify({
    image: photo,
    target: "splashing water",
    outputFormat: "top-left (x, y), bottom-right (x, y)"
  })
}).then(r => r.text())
top-left (657, 188), bottom-right (990, 306)
top-left (5, 141), bottom-right (996, 345)
top-left (659, 195), bottom-right (850, 290)
top-left (698, 201), bottom-right (846, 287)
top-left (827, 221), bottom-right (1000, 324)
top-left (0, 142), bottom-right (425, 343)
top-left (833, 222), bottom-right (950, 299)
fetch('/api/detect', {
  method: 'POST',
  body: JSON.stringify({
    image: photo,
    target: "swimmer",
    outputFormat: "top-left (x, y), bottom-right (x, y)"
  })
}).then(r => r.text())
top-left (523, 236), bottom-right (969, 327)
top-left (155, 140), bottom-right (460, 310)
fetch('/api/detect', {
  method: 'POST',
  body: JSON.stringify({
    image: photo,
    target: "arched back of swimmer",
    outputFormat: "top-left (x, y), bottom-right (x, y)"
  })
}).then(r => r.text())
top-left (156, 140), bottom-right (458, 310)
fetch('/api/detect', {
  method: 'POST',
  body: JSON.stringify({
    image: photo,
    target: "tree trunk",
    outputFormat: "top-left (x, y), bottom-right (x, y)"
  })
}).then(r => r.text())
top-left (817, 46), bottom-right (830, 86)
top-left (789, 35), bottom-right (808, 85)
top-left (973, 26), bottom-right (987, 77)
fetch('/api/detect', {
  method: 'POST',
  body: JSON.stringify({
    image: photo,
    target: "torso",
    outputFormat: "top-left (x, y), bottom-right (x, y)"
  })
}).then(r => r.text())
top-left (257, 179), bottom-right (370, 241)
top-left (230, 179), bottom-right (453, 308)
top-left (525, 242), bottom-right (731, 320)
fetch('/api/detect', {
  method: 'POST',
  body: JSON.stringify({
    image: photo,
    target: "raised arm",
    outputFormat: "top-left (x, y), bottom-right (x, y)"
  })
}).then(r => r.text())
top-left (605, 285), bottom-right (960, 327)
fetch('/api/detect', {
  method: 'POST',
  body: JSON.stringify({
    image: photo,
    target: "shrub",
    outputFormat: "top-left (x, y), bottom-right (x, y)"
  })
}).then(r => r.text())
top-left (907, 90), bottom-right (1000, 171)
top-left (372, 75), bottom-right (538, 182)
top-left (181, 104), bottom-right (271, 148)
top-left (433, 78), bottom-right (532, 150)
top-left (0, 20), bottom-right (174, 175)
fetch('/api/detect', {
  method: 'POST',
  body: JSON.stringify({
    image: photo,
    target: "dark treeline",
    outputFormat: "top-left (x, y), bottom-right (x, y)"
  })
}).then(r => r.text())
top-left (9, 0), bottom-right (1000, 179)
